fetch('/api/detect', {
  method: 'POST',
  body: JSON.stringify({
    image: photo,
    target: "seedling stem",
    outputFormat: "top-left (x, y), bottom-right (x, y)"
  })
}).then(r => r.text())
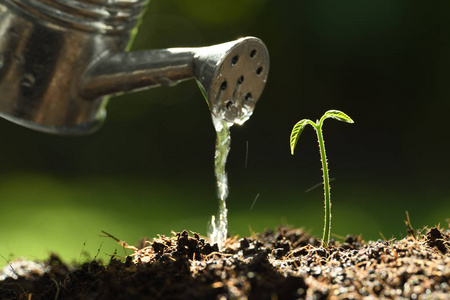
top-left (290, 110), bottom-right (353, 247)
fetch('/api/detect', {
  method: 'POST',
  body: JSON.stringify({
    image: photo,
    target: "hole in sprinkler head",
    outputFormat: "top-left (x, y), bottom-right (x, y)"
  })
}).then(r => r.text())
top-left (245, 93), bottom-right (253, 101)
top-left (250, 49), bottom-right (257, 58)
top-left (226, 101), bottom-right (233, 110)
top-left (256, 66), bottom-right (263, 75)
top-left (231, 55), bottom-right (239, 65)
top-left (237, 76), bottom-right (244, 84)
top-left (220, 81), bottom-right (227, 90)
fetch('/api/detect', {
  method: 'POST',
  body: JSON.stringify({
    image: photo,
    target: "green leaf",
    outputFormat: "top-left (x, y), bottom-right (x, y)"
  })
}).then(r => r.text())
top-left (290, 119), bottom-right (309, 155)
top-left (322, 110), bottom-right (354, 124)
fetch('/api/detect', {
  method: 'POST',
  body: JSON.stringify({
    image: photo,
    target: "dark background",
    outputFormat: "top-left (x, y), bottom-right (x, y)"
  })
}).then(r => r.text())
top-left (1, 0), bottom-right (449, 264)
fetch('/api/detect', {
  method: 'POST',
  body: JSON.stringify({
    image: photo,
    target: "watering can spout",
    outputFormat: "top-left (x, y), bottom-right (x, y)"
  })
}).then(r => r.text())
top-left (0, 0), bottom-right (269, 135)
top-left (82, 49), bottom-right (196, 100)
top-left (83, 37), bottom-right (269, 125)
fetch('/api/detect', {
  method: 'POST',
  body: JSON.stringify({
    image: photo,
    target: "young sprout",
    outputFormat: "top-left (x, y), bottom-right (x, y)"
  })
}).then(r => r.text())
top-left (290, 110), bottom-right (354, 247)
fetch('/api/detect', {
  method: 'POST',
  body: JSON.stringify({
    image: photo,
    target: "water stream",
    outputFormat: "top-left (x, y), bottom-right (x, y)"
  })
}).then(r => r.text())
top-left (209, 116), bottom-right (233, 249)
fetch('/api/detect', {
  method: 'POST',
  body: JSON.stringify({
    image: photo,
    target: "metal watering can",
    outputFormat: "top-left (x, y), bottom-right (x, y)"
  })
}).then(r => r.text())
top-left (0, 0), bottom-right (269, 135)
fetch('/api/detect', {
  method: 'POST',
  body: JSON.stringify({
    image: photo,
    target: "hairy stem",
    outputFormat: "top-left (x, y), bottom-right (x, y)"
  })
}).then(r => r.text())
top-left (315, 123), bottom-right (331, 248)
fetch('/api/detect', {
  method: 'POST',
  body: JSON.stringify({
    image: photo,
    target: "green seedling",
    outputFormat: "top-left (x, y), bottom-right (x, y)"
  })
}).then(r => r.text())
top-left (290, 110), bottom-right (354, 247)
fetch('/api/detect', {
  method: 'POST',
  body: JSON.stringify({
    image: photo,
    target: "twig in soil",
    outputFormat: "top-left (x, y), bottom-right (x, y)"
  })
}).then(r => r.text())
top-left (379, 231), bottom-right (387, 241)
top-left (78, 241), bottom-right (86, 264)
top-left (205, 252), bottom-right (234, 259)
top-left (15, 282), bottom-right (28, 298)
top-left (94, 242), bottom-right (103, 261)
top-left (416, 226), bottom-right (429, 239)
top-left (51, 278), bottom-right (60, 300)
top-left (226, 235), bottom-right (240, 246)
top-left (248, 225), bottom-right (256, 237)
top-left (101, 230), bottom-right (137, 252)
top-left (404, 211), bottom-right (416, 239)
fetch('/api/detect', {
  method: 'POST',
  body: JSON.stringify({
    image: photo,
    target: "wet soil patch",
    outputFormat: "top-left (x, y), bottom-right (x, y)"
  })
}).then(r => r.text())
top-left (1, 225), bottom-right (449, 299)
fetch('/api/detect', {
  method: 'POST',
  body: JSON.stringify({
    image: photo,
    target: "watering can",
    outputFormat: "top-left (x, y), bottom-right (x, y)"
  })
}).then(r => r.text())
top-left (0, 0), bottom-right (269, 135)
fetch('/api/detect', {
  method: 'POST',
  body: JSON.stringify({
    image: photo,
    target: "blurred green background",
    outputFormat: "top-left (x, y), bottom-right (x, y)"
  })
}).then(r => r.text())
top-left (1, 0), bottom-right (449, 266)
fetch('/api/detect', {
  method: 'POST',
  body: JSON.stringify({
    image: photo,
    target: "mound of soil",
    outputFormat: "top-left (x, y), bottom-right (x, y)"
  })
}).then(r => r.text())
top-left (1, 225), bottom-right (449, 299)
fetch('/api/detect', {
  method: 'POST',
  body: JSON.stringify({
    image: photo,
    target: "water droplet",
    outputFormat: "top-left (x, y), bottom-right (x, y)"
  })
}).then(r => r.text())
top-left (21, 73), bottom-right (35, 87)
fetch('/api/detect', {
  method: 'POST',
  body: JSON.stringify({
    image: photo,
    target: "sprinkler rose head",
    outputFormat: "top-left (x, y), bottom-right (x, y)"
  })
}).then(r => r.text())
top-left (193, 37), bottom-right (270, 125)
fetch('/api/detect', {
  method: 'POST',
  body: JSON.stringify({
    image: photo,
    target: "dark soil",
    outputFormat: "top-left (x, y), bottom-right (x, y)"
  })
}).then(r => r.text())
top-left (1, 225), bottom-right (449, 299)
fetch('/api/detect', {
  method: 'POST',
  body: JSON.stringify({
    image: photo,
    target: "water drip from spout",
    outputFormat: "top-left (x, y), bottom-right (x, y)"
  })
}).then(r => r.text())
top-left (207, 91), bottom-right (256, 249)
top-left (208, 116), bottom-right (233, 249)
